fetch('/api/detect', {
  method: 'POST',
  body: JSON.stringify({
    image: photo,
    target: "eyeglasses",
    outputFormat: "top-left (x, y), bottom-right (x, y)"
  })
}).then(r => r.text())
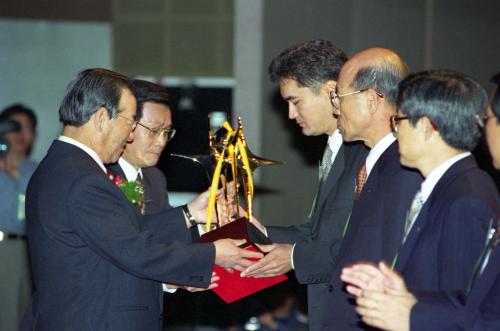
top-left (136, 122), bottom-right (176, 140)
top-left (390, 115), bottom-right (410, 133)
top-left (331, 88), bottom-right (384, 109)
top-left (475, 114), bottom-right (495, 128)
top-left (116, 114), bottom-right (138, 130)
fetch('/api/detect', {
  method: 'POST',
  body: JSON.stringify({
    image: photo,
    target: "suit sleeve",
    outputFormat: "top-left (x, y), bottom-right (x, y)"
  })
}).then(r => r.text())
top-left (292, 239), bottom-right (340, 284)
top-left (410, 292), bottom-right (498, 331)
top-left (436, 197), bottom-right (495, 291)
top-left (141, 207), bottom-right (192, 243)
top-left (267, 220), bottom-right (314, 244)
top-left (68, 174), bottom-right (215, 288)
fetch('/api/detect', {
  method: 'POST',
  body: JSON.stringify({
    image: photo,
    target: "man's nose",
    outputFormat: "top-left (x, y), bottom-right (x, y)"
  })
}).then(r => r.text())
top-left (288, 105), bottom-right (298, 119)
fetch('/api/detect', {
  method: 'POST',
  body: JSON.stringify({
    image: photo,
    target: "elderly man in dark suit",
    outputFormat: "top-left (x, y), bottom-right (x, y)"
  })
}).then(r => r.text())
top-left (320, 48), bottom-right (423, 331)
top-left (24, 68), bottom-right (262, 331)
top-left (341, 70), bottom-right (500, 331)
top-left (239, 40), bottom-right (368, 330)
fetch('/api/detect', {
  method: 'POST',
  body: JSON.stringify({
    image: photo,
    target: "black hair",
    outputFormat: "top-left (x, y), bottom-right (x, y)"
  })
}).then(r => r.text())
top-left (268, 39), bottom-right (347, 93)
top-left (397, 69), bottom-right (487, 151)
top-left (132, 79), bottom-right (173, 121)
top-left (59, 68), bottom-right (135, 126)
top-left (491, 72), bottom-right (500, 119)
top-left (0, 103), bottom-right (37, 129)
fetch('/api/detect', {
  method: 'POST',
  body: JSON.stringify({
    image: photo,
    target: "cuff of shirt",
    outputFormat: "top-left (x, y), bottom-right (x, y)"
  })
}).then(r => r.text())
top-left (162, 284), bottom-right (178, 293)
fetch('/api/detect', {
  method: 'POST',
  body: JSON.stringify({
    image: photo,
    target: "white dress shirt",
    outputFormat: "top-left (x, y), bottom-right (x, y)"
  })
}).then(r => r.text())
top-left (405, 152), bottom-right (471, 235)
top-left (118, 158), bottom-right (143, 181)
top-left (365, 133), bottom-right (397, 178)
top-left (326, 129), bottom-right (343, 167)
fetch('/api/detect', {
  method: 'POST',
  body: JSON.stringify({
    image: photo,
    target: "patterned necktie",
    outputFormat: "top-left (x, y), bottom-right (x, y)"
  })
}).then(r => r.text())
top-left (320, 144), bottom-right (333, 181)
top-left (354, 162), bottom-right (367, 201)
top-left (135, 174), bottom-right (146, 214)
top-left (309, 144), bottom-right (334, 218)
top-left (402, 190), bottom-right (425, 242)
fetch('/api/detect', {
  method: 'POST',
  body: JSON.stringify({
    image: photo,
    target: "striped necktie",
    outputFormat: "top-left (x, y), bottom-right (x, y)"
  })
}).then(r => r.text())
top-left (402, 190), bottom-right (425, 243)
top-left (308, 144), bottom-right (334, 218)
top-left (135, 173), bottom-right (146, 214)
top-left (320, 144), bottom-right (333, 181)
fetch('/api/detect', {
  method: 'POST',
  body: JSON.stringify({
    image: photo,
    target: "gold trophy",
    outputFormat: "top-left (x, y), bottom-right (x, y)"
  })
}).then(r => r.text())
top-left (173, 117), bottom-right (286, 303)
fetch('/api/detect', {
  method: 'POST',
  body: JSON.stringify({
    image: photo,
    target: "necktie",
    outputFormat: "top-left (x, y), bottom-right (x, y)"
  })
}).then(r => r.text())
top-left (402, 190), bottom-right (425, 242)
top-left (354, 162), bottom-right (367, 201)
top-left (135, 174), bottom-right (146, 214)
top-left (320, 144), bottom-right (333, 181)
top-left (309, 144), bottom-right (334, 217)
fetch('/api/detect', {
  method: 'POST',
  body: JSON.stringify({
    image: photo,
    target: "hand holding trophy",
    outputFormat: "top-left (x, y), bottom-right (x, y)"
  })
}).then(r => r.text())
top-left (174, 117), bottom-right (287, 303)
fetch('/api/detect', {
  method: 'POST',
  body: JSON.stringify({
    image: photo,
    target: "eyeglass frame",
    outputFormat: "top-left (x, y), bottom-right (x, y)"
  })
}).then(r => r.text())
top-left (136, 121), bottom-right (176, 140)
top-left (116, 114), bottom-right (138, 130)
top-left (475, 114), bottom-right (496, 128)
top-left (330, 88), bottom-right (384, 109)
top-left (390, 114), bottom-right (439, 133)
top-left (390, 115), bottom-right (410, 133)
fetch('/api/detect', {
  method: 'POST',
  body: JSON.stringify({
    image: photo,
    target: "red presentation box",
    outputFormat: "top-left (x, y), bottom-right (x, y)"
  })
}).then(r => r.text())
top-left (200, 218), bottom-right (288, 303)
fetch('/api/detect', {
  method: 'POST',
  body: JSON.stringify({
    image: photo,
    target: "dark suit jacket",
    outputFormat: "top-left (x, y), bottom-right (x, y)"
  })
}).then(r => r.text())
top-left (395, 156), bottom-right (499, 293)
top-left (25, 141), bottom-right (215, 331)
top-left (321, 141), bottom-right (423, 331)
top-left (267, 141), bottom-right (368, 331)
top-left (106, 162), bottom-right (176, 325)
top-left (411, 237), bottom-right (500, 331)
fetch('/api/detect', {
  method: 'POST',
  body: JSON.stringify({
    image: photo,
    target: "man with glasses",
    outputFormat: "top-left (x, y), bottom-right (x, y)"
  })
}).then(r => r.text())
top-left (239, 39), bottom-right (367, 330)
top-left (321, 48), bottom-right (423, 330)
top-left (107, 79), bottom-right (177, 215)
top-left (23, 68), bottom-right (262, 331)
top-left (340, 70), bottom-right (500, 331)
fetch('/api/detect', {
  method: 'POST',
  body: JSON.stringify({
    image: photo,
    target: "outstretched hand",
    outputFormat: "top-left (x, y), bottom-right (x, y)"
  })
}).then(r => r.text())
top-left (213, 239), bottom-right (263, 271)
top-left (240, 243), bottom-right (292, 278)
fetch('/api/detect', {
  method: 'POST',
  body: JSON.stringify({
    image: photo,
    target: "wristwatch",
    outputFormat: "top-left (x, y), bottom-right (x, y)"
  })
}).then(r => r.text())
top-left (182, 205), bottom-right (197, 227)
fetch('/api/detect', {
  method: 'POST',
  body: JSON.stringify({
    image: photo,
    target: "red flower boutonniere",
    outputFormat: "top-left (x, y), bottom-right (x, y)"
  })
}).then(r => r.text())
top-left (107, 172), bottom-right (145, 213)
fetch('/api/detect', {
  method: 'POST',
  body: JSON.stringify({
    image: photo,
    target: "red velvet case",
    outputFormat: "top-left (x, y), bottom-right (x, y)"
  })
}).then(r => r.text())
top-left (200, 218), bottom-right (288, 303)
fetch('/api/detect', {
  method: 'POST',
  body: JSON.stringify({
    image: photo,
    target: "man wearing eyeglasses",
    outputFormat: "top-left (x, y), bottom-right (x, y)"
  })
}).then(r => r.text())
top-left (23, 69), bottom-right (263, 331)
top-left (238, 40), bottom-right (368, 331)
top-left (320, 48), bottom-right (423, 331)
top-left (383, 69), bottom-right (499, 304)
top-left (107, 79), bottom-right (177, 215)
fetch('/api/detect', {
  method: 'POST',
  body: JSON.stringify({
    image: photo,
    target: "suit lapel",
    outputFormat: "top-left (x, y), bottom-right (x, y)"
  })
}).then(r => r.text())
top-left (310, 145), bottom-right (346, 234)
top-left (395, 156), bottom-right (478, 272)
top-left (318, 144), bottom-right (346, 208)
top-left (106, 162), bottom-right (127, 179)
top-left (394, 203), bottom-right (430, 271)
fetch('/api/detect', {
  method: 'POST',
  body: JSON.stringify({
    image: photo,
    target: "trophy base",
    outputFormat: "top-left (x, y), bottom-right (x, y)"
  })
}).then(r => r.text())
top-left (200, 217), bottom-right (270, 247)
top-left (199, 217), bottom-right (287, 303)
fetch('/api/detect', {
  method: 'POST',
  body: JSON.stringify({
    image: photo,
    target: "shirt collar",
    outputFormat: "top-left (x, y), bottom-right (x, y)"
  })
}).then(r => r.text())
top-left (58, 135), bottom-right (107, 173)
top-left (326, 129), bottom-right (343, 164)
top-left (420, 152), bottom-right (471, 202)
top-left (118, 157), bottom-right (143, 182)
top-left (365, 133), bottom-right (396, 177)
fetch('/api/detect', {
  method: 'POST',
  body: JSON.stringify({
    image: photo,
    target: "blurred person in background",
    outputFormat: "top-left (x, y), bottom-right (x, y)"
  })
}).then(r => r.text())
top-left (0, 103), bottom-right (38, 330)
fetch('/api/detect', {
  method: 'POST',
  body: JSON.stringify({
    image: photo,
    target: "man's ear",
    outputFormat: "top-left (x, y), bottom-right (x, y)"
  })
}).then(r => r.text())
top-left (325, 80), bottom-right (337, 98)
top-left (417, 116), bottom-right (435, 139)
top-left (91, 107), bottom-right (110, 133)
top-left (367, 89), bottom-right (382, 114)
